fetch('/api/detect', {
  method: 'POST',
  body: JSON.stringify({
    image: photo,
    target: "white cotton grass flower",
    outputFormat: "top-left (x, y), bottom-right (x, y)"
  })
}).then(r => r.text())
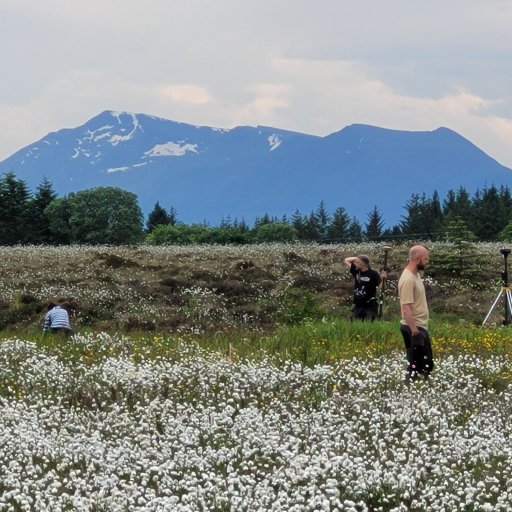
top-left (0, 334), bottom-right (511, 510)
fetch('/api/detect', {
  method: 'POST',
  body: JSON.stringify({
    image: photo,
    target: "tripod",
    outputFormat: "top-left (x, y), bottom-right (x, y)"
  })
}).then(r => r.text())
top-left (483, 248), bottom-right (512, 326)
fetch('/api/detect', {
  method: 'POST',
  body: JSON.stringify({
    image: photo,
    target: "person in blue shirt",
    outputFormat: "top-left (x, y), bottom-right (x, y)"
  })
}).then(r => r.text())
top-left (43, 302), bottom-right (73, 335)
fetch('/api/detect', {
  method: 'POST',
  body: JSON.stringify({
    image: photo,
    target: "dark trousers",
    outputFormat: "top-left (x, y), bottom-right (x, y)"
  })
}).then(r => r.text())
top-left (399, 324), bottom-right (434, 378)
top-left (351, 304), bottom-right (378, 322)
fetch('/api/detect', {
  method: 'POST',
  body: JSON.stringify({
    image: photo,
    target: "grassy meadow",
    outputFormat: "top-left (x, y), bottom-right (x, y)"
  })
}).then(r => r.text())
top-left (0, 241), bottom-right (508, 335)
top-left (0, 242), bottom-right (512, 510)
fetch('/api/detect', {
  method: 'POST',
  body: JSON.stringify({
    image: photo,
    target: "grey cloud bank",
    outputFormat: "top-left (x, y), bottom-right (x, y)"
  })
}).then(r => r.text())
top-left (1, 0), bottom-right (511, 167)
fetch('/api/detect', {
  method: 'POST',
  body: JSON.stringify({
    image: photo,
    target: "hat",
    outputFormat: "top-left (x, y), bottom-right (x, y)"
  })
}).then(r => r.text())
top-left (357, 254), bottom-right (370, 267)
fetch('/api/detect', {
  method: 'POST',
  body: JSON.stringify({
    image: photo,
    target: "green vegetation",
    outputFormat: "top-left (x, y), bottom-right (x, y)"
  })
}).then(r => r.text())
top-left (1, 242), bottom-right (512, 510)
top-left (0, 241), bottom-right (511, 366)
top-left (3, 170), bottom-right (512, 244)
top-left (9, 316), bottom-right (512, 370)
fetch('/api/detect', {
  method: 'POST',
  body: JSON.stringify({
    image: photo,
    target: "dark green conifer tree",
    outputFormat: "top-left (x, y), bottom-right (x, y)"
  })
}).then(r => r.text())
top-left (146, 201), bottom-right (172, 233)
top-left (448, 187), bottom-right (473, 229)
top-left (400, 192), bottom-right (442, 239)
top-left (254, 213), bottom-right (272, 228)
top-left (327, 206), bottom-right (351, 242)
top-left (365, 206), bottom-right (385, 241)
top-left (0, 172), bottom-right (31, 244)
top-left (348, 217), bottom-right (363, 242)
top-left (168, 206), bottom-right (179, 226)
top-left (303, 210), bottom-right (322, 242)
top-left (291, 210), bottom-right (306, 240)
top-left (400, 193), bottom-right (425, 238)
top-left (314, 200), bottom-right (331, 242)
top-left (472, 185), bottom-right (509, 240)
top-left (26, 177), bottom-right (57, 243)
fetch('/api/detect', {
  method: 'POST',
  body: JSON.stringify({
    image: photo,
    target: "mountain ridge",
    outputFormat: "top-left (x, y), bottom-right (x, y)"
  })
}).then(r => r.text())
top-left (1, 110), bottom-right (510, 227)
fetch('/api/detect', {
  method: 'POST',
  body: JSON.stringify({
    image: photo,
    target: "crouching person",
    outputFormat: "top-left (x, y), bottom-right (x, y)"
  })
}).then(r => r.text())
top-left (43, 302), bottom-right (73, 336)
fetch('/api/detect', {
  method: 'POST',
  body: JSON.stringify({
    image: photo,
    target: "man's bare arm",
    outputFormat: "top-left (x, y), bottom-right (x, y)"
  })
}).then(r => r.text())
top-left (401, 303), bottom-right (419, 335)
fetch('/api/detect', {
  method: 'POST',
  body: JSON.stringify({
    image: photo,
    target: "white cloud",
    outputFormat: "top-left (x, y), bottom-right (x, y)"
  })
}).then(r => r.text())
top-left (230, 83), bottom-right (290, 127)
top-left (159, 85), bottom-right (213, 106)
top-left (247, 57), bottom-right (512, 166)
top-left (1, 0), bottom-right (512, 168)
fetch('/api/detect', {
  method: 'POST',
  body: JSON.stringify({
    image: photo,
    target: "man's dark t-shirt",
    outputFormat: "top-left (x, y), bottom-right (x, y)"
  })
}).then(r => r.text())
top-left (350, 263), bottom-right (381, 307)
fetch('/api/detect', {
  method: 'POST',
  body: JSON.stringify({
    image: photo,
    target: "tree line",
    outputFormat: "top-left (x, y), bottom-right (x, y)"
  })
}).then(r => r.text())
top-left (0, 172), bottom-right (143, 245)
top-left (2, 171), bottom-right (512, 245)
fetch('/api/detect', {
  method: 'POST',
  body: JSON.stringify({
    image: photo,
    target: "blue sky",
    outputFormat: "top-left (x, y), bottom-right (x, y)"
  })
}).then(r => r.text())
top-left (1, 0), bottom-right (511, 167)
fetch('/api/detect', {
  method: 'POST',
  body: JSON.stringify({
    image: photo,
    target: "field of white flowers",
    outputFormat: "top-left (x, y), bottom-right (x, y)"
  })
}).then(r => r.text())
top-left (1, 333), bottom-right (511, 511)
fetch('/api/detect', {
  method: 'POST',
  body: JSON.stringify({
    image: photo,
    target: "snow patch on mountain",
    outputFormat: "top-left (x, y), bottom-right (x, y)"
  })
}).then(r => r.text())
top-left (25, 148), bottom-right (39, 157)
top-left (268, 134), bottom-right (282, 151)
top-left (72, 125), bottom-right (116, 158)
top-left (144, 141), bottom-right (198, 157)
top-left (70, 148), bottom-right (94, 160)
top-left (111, 111), bottom-right (131, 123)
top-left (94, 133), bottom-right (111, 142)
top-left (79, 126), bottom-right (113, 145)
top-left (108, 112), bottom-right (143, 145)
top-left (106, 166), bottom-right (130, 174)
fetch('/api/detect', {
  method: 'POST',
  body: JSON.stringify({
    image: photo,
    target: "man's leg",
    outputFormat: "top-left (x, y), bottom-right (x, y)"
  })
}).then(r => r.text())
top-left (417, 328), bottom-right (434, 377)
top-left (399, 324), bottom-right (421, 382)
top-left (351, 306), bottom-right (365, 321)
top-left (363, 306), bottom-right (378, 322)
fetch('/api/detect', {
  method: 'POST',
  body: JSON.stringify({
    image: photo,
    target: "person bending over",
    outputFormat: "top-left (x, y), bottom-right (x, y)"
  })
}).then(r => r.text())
top-left (43, 302), bottom-right (73, 335)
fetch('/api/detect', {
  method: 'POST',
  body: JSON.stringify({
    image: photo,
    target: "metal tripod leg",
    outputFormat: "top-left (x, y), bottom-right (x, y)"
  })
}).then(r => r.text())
top-left (483, 287), bottom-right (512, 325)
top-left (506, 290), bottom-right (512, 324)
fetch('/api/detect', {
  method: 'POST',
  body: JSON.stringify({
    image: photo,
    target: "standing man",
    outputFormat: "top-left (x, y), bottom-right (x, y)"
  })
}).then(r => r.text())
top-left (398, 245), bottom-right (434, 383)
top-left (344, 254), bottom-right (382, 321)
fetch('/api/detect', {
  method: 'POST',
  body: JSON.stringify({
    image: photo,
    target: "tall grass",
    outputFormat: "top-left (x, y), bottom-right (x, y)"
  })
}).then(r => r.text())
top-left (7, 316), bottom-right (508, 372)
top-left (4, 315), bottom-right (512, 368)
top-left (195, 317), bottom-right (511, 364)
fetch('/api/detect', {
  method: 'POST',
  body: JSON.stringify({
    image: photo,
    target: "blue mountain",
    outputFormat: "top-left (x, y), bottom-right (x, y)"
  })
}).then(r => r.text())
top-left (1, 110), bottom-right (511, 227)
